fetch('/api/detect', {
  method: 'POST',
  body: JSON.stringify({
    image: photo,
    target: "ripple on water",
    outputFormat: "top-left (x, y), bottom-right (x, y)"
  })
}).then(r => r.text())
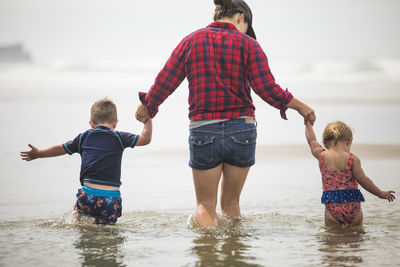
top-left (1, 209), bottom-right (399, 266)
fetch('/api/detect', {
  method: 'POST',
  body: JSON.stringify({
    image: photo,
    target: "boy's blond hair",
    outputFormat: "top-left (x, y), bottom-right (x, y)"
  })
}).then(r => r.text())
top-left (90, 98), bottom-right (117, 125)
top-left (322, 121), bottom-right (353, 148)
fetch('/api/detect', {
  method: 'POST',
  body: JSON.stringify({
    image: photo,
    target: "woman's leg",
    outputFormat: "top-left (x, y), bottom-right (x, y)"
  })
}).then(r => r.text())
top-left (220, 163), bottom-right (250, 218)
top-left (192, 164), bottom-right (223, 227)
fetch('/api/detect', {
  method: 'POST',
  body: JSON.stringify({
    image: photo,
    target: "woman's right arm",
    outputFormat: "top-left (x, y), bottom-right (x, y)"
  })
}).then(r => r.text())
top-left (138, 37), bottom-right (189, 119)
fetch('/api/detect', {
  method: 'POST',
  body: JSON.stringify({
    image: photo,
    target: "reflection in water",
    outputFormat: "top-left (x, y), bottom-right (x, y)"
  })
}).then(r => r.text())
top-left (190, 219), bottom-right (261, 267)
top-left (318, 226), bottom-right (365, 266)
top-left (74, 225), bottom-right (126, 267)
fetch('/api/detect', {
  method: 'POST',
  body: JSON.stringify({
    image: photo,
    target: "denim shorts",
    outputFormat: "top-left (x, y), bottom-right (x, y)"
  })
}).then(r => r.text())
top-left (189, 118), bottom-right (257, 170)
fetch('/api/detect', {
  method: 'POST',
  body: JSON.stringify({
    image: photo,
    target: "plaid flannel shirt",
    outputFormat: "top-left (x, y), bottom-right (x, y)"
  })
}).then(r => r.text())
top-left (139, 21), bottom-right (293, 120)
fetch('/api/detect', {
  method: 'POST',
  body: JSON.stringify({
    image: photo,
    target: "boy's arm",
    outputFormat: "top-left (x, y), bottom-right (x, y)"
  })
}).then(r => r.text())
top-left (353, 155), bottom-right (395, 202)
top-left (20, 144), bottom-right (67, 161)
top-left (135, 118), bottom-right (152, 146)
top-left (305, 121), bottom-right (324, 159)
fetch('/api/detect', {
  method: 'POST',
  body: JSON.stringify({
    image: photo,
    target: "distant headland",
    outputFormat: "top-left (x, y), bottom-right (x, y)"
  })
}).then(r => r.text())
top-left (0, 43), bottom-right (32, 62)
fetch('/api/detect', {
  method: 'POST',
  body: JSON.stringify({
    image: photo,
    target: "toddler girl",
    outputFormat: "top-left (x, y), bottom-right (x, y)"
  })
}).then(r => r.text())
top-left (305, 121), bottom-right (395, 227)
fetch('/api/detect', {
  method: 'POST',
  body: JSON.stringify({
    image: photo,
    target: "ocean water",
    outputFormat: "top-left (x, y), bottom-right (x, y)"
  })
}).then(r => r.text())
top-left (0, 60), bottom-right (399, 266)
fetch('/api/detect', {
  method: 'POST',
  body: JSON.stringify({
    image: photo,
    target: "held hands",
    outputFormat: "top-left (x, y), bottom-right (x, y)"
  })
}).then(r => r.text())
top-left (379, 190), bottom-right (396, 202)
top-left (286, 98), bottom-right (316, 125)
top-left (135, 104), bottom-right (149, 123)
top-left (305, 120), bottom-right (313, 127)
top-left (20, 144), bottom-right (39, 161)
top-left (299, 104), bottom-right (316, 126)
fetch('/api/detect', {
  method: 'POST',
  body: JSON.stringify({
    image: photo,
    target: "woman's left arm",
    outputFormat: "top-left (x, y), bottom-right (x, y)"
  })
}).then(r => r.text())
top-left (286, 97), bottom-right (316, 125)
top-left (247, 41), bottom-right (314, 123)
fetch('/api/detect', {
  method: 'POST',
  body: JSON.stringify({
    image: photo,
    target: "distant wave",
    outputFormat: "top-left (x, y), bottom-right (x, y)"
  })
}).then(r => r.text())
top-left (271, 58), bottom-right (400, 83)
top-left (1, 57), bottom-right (399, 77)
top-left (0, 58), bottom-right (399, 101)
top-left (1, 57), bottom-right (400, 79)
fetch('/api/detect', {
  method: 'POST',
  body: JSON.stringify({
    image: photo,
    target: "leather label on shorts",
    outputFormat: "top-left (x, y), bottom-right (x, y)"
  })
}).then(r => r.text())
top-left (245, 118), bottom-right (254, 124)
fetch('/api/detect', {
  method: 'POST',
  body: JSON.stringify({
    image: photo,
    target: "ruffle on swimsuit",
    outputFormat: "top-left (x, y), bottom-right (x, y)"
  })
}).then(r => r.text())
top-left (321, 189), bottom-right (365, 204)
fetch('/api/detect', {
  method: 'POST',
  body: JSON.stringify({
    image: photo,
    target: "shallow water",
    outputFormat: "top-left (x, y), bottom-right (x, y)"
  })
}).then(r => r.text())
top-left (1, 205), bottom-right (399, 267)
top-left (1, 62), bottom-right (400, 266)
top-left (1, 147), bottom-right (399, 266)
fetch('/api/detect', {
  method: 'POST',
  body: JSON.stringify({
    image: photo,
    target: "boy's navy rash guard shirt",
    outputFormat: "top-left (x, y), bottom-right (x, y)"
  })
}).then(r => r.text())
top-left (63, 126), bottom-right (139, 187)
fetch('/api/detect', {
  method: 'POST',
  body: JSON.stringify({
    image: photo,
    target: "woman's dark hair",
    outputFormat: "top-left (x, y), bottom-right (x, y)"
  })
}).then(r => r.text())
top-left (213, 0), bottom-right (249, 23)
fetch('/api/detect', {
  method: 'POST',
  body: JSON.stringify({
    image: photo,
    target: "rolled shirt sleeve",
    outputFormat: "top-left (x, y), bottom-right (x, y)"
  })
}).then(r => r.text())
top-left (139, 37), bottom-right (189, 118)
top-left (247, 41), bottom-right (293, 119)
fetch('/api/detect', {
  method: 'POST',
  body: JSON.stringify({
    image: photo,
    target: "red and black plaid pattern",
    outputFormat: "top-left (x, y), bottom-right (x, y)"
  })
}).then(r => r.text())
top-left (139, 21), bottom-right (293, 121)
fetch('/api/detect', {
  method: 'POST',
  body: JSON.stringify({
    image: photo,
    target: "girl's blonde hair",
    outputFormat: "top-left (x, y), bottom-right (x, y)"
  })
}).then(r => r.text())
top-left (322, 121), bottom-right (353, 148)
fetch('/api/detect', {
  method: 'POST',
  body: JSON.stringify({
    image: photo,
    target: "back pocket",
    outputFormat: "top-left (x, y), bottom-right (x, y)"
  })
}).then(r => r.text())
top-left (230, 133), bottom-right (256, 164)
top-left (189, 135), bottom-right (215, 166)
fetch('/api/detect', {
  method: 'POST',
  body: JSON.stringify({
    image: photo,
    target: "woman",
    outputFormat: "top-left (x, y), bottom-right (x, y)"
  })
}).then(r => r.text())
top-left (136, 0), bottom-right (316, 227)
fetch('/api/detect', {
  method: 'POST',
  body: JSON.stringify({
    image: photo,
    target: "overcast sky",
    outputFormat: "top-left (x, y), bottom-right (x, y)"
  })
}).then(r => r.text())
top-left (0, 0), bottom-right (399, 62)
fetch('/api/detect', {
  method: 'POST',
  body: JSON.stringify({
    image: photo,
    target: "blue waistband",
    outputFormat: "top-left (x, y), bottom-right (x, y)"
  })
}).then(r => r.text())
top-left (82, 185), bottom-right (121, 198)
top-left (321, 189), bottom-right (365, 204)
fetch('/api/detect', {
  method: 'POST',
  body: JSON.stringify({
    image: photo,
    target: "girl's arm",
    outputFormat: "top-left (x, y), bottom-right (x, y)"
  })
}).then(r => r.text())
top-left (135, 118), bottom-right (152, 146)
top-left (353, 155), bottom-right (395, 202)
top-left (305, 121), bottom-right (324, 159)
top-left (20, 144), bottom-right (67, 161)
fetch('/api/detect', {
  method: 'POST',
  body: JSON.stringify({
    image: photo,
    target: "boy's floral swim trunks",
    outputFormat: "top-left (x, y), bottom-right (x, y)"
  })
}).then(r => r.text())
top-left (75, 189), bottom-right (122, 225)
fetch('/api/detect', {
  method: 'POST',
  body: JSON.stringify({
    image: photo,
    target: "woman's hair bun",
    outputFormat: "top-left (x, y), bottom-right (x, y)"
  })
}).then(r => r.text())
top-left (214, 0), bottom-right (233, 9)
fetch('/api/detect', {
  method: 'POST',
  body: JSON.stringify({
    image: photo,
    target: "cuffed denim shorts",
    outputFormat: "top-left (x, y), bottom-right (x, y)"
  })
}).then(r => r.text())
top-left (189, 118), bottom-right (257, 170)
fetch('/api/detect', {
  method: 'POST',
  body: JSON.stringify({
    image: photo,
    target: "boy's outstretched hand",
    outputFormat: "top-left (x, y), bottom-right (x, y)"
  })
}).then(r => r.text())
top-left (20, 144), bottom-right (39, 161)
top-left (20, 144), bottom-right (66, 161)
top-left (135, 104), bottom-right (149, 123)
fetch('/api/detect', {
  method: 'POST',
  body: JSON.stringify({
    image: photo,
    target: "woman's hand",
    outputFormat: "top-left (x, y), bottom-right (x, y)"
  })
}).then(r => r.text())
top-left (298, 104), bottom-right (316, 125)
top-left (286, 97), bottom-right (316, 125)
top-left (135, 104), bottom-right (149, 123)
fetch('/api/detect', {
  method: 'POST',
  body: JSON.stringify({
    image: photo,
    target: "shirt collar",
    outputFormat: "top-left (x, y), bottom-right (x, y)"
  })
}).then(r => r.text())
top-left (207, 21), bottom-right (239, 32)
top-left (95, 125), bottom-right (112, 131)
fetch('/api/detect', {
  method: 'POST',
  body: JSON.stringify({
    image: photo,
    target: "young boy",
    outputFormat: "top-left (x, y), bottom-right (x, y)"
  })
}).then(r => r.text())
top-left (20, 98), bottom-right (152, 225)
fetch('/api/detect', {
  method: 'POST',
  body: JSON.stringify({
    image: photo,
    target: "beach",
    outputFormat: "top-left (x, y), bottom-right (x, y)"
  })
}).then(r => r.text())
top-left (0, 142), bottom-right (399, 266)
top-left (0, 66), bottom-right (399, 266)
top-left (1, 0), bottom-right (400, 265)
